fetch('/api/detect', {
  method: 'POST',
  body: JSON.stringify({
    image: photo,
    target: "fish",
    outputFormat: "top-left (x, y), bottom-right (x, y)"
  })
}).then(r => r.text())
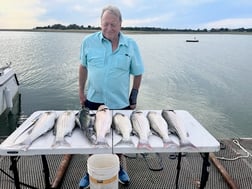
top-left (161, 110), bottom-right (196, 149)
top-left (14, 111), bottom-right (57, 150)
top-left (130, 110), bottom-right (152, 150)
top-left (51, 111), bottom-right (76, 148)
top-left (12, 113), bottom-right (42, 144)
top-left (147, 111), bottom-right (177, 148)
top-left (78, 107), bottom-right (97, 145)
top-left (112, 112), bottom-right (134, 147)
top-left (94, 105), bottom-right (112, 147)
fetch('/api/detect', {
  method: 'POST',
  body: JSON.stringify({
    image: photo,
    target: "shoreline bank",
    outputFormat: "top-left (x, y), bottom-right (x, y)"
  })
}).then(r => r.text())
top-left (1, 28), bottom-right (252, 35)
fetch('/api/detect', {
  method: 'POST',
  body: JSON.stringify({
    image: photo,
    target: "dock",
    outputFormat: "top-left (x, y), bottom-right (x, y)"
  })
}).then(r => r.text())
top-left (0, 138), bottom-right (251, 189)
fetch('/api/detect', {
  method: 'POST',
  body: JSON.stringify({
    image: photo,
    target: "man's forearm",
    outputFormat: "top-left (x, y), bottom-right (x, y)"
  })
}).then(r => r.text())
top-left (132, 75), bottom-right (142, 90)
top-left (79, 65), bottom-right (87, 93)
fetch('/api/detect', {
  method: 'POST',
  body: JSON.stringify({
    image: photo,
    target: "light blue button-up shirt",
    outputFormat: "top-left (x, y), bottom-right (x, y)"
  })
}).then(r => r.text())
top-left (80, 31), bottom-right (144, 109)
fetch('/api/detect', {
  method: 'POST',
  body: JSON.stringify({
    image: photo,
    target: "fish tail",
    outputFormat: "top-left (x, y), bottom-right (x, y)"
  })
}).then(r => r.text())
top-left (163, 140), bottom-right (178, 148)
top-left (115, 138), bottom-right (134, 147)
top-left (5, 143), bottom-right (30, 151)
top-left (52, 139), bottom-right (71, 148)
top-left (95, 137), bottom-right (110, 148)
top-left (137, 140), bottom-right (152, 150)
top-left (13, 137), bottom-right (32, 151)
top-left (96, 142), bottom-right (110, 148)
top-left (86, 133), bottom-right (97, 145)
top-left (180, 141), bottom-right (197, 150)
top-left (20, 144), bottom-right (30, 151)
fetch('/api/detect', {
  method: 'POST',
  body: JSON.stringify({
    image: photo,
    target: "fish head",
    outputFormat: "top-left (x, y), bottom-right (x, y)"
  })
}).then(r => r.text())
top-left (79, 107), bottom-right (91, 129)
top-left (97, 105), bottom-right (109, 112)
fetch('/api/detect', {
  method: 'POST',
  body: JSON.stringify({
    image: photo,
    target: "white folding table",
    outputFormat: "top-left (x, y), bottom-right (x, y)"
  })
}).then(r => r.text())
top-left (0, 110), bottom-right (220, 189)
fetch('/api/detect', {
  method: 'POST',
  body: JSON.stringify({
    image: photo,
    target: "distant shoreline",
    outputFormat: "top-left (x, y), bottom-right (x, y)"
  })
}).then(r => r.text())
top-left (1, 28), bottom-right (252, 35)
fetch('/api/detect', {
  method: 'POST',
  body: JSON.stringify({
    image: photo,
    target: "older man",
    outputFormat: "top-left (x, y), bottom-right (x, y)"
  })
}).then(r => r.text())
top-left (78, 5), bottom-right (144, 189)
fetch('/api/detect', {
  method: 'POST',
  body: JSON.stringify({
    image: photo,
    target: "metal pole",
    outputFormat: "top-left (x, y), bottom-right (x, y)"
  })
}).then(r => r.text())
top-left (10, 156), bottom-right (21, 189)
top-left (175, 153), bottom-right (182, 189)
top-left (41, 155), bottom-right (51, 189)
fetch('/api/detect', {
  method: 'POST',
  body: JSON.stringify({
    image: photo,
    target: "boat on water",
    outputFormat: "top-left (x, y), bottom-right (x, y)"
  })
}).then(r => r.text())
top-left (186, 37), bottom-right (199, 42)
top-left (0, 63), bottom-right (19, 115)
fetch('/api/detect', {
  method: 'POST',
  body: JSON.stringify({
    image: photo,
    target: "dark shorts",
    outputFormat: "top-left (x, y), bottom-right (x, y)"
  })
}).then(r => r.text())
top-left (85, 100), bottom-right (131, 110)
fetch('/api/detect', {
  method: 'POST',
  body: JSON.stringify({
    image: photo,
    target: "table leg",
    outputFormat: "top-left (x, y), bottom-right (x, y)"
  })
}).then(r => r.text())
top-left (10, 156), bottom-right (21, 189)
top-left (175, 152), bottom-right (182, 189)
top-left (200, 153), bottom-right (210, 189)
top-left (41, 155), bottom-right (51, 189)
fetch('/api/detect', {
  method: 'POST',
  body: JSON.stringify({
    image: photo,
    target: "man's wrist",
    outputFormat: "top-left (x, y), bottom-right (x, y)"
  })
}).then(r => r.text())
top-left (129, 89), bottom-right (138, 105)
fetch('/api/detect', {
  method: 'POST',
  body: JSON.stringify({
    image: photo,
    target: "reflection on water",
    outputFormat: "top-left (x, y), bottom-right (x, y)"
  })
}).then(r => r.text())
top-left (0, 94), bottom-right (27, 138)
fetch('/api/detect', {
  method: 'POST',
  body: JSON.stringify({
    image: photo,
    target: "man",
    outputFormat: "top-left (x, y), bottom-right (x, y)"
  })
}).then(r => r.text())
top-left (78, 5), bottom-right (144, 189)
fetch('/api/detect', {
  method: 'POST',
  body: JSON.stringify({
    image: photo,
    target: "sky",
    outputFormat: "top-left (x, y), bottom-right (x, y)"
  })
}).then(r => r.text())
top-left (1, 0), bottom-right (252, 30)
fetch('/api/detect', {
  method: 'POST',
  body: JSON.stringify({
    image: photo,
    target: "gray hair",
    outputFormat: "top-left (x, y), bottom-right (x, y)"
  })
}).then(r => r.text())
top-left (101, 5), bottom-right (122, 22)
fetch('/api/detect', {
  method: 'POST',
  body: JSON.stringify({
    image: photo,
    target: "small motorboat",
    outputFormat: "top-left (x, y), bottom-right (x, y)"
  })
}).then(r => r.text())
top-left (186, 37), bottom-right (199, 42)
top-left (0, 62), bottom-right (19, 115)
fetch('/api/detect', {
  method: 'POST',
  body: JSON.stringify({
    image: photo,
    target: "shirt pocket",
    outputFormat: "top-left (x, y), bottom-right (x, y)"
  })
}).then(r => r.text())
top-left (86, 48), bottom-right (105, 68)
top-left (114, 53), bottom-right (131, 71)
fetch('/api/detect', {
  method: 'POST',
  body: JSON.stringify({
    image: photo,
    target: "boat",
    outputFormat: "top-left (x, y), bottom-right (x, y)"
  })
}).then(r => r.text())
top-left (0, 62), bottom-right (19, 115)
top-left (186, 37), bottom-right (199, 42)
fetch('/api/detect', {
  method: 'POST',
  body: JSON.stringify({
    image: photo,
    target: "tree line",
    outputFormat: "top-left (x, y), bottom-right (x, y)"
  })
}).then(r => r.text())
top-left (34, 24), bottom-right (252, 33)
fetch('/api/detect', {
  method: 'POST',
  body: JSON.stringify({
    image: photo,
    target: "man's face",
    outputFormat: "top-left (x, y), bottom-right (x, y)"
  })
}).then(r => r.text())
top-left (101, 10), bottom-right (121, 41)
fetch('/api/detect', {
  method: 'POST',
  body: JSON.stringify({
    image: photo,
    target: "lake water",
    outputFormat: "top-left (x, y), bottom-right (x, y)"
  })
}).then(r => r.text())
top-left (1, 31), bottom-right (252, 139)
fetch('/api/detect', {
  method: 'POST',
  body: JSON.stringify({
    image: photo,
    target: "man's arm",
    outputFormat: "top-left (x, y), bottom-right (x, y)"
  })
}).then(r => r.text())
top-left (79, 65), bottom-right (88, 107)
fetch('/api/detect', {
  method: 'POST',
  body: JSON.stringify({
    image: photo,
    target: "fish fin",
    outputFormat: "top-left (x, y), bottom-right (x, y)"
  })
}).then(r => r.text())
top-left (75, 116), bottom-right (81, 128)
top-left (138, 140), bottom-right (152, 150)
top-left (150, 129), bottom-right (160, 137)
top-left (52, 139), bottom-right (71, 148)
top-left (163, 140), bottom-right (178, 148)
top-left (115, 138), bottom-right (134, 147)
top-left (53, 127), bottom-right (56, 136)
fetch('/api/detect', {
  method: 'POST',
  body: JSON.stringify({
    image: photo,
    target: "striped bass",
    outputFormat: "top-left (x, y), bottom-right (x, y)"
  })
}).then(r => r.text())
top-left (130, 110), bottom-right (152, 150)
top-left (112, 112), bottom-right (134, 147)
top-left (94, 105), bottom-right (112, 147)
top-left (162, 110), bottom-right (196, 149)
top-left (78, 107), bottom-right (97, 145)
top-left (15, 111), bottom-right (57, 150)
top-left (52, 111), bottom-right (76, 148)
top-left (147, 111), bottom-right (177, 148)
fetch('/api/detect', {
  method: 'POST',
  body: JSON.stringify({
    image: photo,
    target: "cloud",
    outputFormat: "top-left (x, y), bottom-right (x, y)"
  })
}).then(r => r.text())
top-left (202, 18), bottom-right (252, 29)
top-left (0, 0), bottom-right (46, 29)
top-left (123, 13), bottom-right (174, 27)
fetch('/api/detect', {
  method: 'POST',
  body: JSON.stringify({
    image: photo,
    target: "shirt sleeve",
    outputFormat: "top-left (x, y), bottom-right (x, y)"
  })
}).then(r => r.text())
top-left (80, 38), bottom-right (87, 67)
top-left (130, 40), bottom-right (144, 75)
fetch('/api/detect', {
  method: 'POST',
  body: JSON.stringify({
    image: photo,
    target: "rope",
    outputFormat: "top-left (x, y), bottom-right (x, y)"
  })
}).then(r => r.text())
top-left (216, 139), bottom-right (252, 161)
top-left (141, 153), bottom-right (164, 171)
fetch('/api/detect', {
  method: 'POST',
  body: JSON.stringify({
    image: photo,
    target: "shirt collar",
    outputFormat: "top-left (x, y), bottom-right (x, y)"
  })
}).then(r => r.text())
top-left (99, 32), bottom-right (127, 47)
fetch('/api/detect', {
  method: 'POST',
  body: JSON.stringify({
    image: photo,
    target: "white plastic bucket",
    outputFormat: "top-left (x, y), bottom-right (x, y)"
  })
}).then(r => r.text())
top-left (87, 154), bottom-right (120, 189)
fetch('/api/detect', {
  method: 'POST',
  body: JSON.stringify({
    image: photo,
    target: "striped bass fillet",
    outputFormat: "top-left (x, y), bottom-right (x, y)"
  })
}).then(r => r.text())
top-left (112, 112), bottom-right (134, 147)
top-left (94, 105), bottom-right (112, 147)
top-left (147, 111), bottom-right (177, 148)
top-left (130, 110), bottom-right (152, 150)
top-left (162, 110), bottom-right (196, 149)
top-left (52, 111), bottom-right (76, 148)
top-left (14, 111), bottom-right (57, 150)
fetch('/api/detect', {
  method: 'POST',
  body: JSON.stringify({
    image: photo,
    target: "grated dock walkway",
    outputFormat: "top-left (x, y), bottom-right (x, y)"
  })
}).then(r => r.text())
top-left (1, 138), bottom-right (252, 189)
